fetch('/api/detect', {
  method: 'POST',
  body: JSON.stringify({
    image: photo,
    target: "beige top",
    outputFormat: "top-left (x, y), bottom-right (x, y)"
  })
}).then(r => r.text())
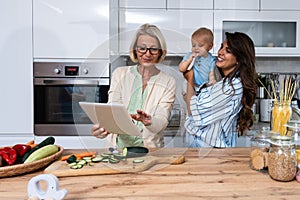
top-left (107, 65), bottom-right (176, 148)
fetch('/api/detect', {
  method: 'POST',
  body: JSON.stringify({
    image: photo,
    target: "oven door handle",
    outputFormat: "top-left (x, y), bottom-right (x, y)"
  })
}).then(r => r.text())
top-left (43, 79), bottom-right (99, 85)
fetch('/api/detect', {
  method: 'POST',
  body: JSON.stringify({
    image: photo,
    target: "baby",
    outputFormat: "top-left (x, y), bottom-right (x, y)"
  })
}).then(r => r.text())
top-left (179, 27), bottom-right (216, 109)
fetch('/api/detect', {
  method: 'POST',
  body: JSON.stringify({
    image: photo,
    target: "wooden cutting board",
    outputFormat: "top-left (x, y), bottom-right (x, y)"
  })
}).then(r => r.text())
top-left (44, 155), bottom-right (185, 177)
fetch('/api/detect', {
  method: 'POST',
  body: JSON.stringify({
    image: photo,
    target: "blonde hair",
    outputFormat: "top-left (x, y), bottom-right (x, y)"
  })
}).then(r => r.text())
top-left (129, 24), bottom-right (167, 63)
top-left (192, 27), bottom-right (214, 44)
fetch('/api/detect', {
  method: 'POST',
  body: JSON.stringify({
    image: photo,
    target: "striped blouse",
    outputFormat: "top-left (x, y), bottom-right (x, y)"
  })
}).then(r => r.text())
top-left (184, 77), bottom-right (243, 147)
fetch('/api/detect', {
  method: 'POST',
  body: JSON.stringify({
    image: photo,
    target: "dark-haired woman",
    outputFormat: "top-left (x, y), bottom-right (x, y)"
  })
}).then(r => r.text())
top-left (184, 32), bottom-right (257, 148)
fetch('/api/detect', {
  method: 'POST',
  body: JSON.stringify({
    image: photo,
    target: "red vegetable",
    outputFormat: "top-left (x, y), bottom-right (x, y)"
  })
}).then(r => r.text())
top-left (12, 144), bottom-right (31, 157)
top-left (296, 170), bottom-right (300, 183)
top-left (0, 147), bottom-right (17, 165)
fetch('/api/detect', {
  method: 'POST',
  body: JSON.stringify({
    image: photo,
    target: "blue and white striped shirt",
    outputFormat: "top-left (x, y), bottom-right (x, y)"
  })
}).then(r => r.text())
top-left (184, 77), bottom-right (243, 147)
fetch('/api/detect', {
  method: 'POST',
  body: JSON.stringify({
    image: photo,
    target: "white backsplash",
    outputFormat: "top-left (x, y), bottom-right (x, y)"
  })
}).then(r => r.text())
top-left (256, 57), bottom-right (300, 73)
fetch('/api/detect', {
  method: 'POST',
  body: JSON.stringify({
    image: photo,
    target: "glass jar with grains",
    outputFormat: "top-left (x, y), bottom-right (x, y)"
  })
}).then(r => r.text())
top-left (250, 131), bottom-right (270, 171)
top-left (268, 135), bottom-right (297, 181)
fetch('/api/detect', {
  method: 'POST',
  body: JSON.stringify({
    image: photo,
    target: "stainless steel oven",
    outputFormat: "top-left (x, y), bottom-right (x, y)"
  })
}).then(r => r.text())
top-left (34, 61), bottom-right (110, 136)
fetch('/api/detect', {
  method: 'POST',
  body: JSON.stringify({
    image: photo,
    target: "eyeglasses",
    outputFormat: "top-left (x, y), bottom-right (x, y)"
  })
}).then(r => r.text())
top-left (136, 46), bottom-right (160, 55)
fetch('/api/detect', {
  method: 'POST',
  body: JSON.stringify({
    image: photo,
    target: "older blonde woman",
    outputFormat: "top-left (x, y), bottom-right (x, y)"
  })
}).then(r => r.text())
top-left (91, 24), bottom-right (176, 148)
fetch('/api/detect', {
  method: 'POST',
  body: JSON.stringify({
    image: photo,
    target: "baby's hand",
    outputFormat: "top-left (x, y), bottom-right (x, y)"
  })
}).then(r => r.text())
top-left (191, 52), bottom-right (198, 59)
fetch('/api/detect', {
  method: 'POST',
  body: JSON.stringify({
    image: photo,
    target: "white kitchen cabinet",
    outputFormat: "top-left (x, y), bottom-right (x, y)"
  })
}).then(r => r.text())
top-left (119, 9), bottom-right (214, 55)
top-left (119, 0), bottom-right (166, 9)
top-left (0, 0), bottom-right (33, 135)
top-left (33, 0), bottom-right (109, 60)
top-left (214, 10), bottom-right (300, 56)
top-left (167, 0), bottom-right (213, 9)
top-left (214, 0), bottom-right (259, 10)
top-left (261, 0), bottom-right (300, 10)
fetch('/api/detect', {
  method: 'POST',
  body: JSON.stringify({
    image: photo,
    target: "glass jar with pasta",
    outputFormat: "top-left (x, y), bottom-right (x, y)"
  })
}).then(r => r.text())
top-left (271, 101), bottom-right (292, 135)
top-left (269, 75), bottom-right (297, 135)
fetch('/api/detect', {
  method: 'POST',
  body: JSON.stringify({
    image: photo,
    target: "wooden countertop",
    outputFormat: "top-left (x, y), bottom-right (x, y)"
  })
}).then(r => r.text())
top-left (1, 148), bottom-right (299, 199)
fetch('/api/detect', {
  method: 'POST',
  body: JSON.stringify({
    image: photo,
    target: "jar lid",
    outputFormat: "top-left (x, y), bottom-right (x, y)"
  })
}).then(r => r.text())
top-left (251, 132), bottom-right (271, 141)
top-left (270, 135), bottom-right (295, 146)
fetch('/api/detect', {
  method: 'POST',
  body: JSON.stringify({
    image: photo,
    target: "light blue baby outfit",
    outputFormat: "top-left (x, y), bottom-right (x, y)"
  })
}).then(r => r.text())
top-left (182, 52), bottom-right (216, 88)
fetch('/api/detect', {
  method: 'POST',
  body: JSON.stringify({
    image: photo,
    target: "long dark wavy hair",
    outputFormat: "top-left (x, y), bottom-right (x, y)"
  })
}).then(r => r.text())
top-left (224, 32), bottom-right (257, 136)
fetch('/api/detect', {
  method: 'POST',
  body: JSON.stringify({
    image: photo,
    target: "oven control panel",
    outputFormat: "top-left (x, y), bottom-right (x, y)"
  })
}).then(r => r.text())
top-left (34, 61), bottom-right (109, 78)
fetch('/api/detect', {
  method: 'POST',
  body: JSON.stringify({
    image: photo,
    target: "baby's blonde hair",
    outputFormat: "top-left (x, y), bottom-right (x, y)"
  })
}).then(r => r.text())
top-left (192, 27), bottom-right (214, 44)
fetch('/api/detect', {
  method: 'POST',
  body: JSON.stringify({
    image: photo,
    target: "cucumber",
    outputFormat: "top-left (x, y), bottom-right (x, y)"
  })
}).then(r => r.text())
top-left (66, 155), bottom-right (77, 164)
top-left (123, 147), bottom-right (149, 158)
top-left (24, 144), bottom-right (59, 163)
top-left (22, 136), bottom-right (55, 163)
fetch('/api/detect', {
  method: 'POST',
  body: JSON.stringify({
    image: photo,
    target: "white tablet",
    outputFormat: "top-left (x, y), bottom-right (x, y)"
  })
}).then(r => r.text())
top-left (79, 102), bottom-right (140, 136)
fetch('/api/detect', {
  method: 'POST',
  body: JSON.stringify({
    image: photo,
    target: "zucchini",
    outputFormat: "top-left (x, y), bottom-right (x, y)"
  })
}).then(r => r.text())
top-left (24, 144), bottom-right (59, 163)
top-left (123, 147), bottom-right (149, 158)
top-left (22, 136), bottom-right (55, 163)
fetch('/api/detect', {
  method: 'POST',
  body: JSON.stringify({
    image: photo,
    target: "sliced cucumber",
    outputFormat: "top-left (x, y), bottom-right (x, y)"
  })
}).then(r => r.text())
top-left (114, 154), bottom-right (125, 160)
top-left (109, 157), bottom-right (120, 164)
top-left (67, 150), bottom-right (131, 170)
top-left (82, 156), bottom-right (93, 160)
top-left (67, 162), bottom-right (77, 167)
top-left (101, 158), bottom-right (110, 163)
top-left (76, 164), bottom-right (83, 169)
top-left (101, 153), bottom-right (112, 158)
top-left (77, 160), bottom-right (87, 165)
top-left (91, 156), bottom-right (103, 163)
top-left (133, 159), bottom-right (144, 163)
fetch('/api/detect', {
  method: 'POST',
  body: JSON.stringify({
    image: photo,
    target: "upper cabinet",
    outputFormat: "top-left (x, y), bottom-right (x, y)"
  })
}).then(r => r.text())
top-left (213, 0), bottom-right (300, 56)
top-left (214, 10), bottom-right (300, 56)
top-left (33, 0), bottom-right (109, 60)
top-left (214, 0), bottom-right (259, 10)
top-left (118, 9), bottom-right (213, 55)
top-left (118, 0), bottom-right (300, 57)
